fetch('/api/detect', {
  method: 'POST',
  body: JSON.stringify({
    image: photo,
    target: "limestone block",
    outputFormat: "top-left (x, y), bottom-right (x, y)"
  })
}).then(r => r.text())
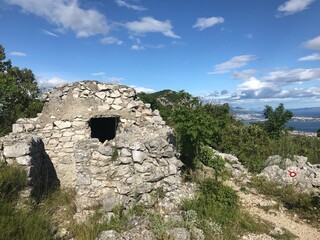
top-left (16, 155), bottom-right (32, 165)
top-left (121, 148), bottom-right (132, 157)
top-left (52, 132), bottom-right (62, 138)
top-left (59, 136), bottom-right (71, 142)
top-left (113, 98), bottom-right (122, 105)
top-left (62, 131), bottom-right (74, 137)
top-left (105, 98), bottom-right (114, 105)
top-left (120, 157), bottom-right (132, 164)
top-left (72, 121), bottom-right (86, 127)
top-left (97, 83), bottom-right (109, 91)
top-left (97, 230), bottom-right (120, 240)
top-left (12, 124), bottom-right (24, 133)
top-left (134, 163), bottom-right (151, 173)
top-left (110, 90), bottom-right (120, 98)
top-left (95, 92), bottom-right (106, 100)
top-left (54, 121), bottom-right (72, 129)
top-left (153, 109), bottom-right (160, 116)
top-left (98, 145), bottom-right (113, 156)
top-left (129, 142), bottom-right (146, 151)
top-left (63, 142), bottom-right (74, 148)
top-left (167, 228), bottom-right (190, 240)
top-left (168, 164), bottom-right (178, 175)
top-left (127, 101), bottom-right (139, 109)
top-left (76, 174), bottom-right (91, 186)
top-left (98, 105), bottom-right (110, 111)
top-left (102, 192), bottom-right (119, 212)
top-left (4, 143), bottom-right (30, 158)
top-left (111, 105), bottom-right (123, 110)
top-left (132, 150), bottom-right (146, 164)
top-left (72, 135), bottom-right (86, 141)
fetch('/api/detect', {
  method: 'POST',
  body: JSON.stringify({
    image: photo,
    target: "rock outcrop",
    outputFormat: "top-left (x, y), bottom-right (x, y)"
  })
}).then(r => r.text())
top-left (259, 155), bottom-right (320, 192)
top-left (0, 81), bottom-right (193, 219)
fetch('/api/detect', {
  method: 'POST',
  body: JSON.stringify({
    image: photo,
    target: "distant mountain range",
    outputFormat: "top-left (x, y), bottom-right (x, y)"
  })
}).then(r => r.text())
top-left (288, 107), bottom-right (320, 118)
top-left (232, 107), bottom-right (320, 118)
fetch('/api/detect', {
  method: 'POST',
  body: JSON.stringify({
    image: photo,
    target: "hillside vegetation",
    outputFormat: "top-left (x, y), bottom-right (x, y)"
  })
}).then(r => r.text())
top-left (138, 90), bottom-right (320, 172)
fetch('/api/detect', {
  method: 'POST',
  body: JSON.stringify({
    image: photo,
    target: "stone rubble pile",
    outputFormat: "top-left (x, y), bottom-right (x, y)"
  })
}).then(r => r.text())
top-left (259, 155), bottom-right (320, 192)
top-left (212, 149), bottom-right (249, 180)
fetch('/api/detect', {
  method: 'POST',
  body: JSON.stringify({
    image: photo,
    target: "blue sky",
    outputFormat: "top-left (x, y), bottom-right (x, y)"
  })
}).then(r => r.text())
top-left (0, 0), bottom-right (320, 109)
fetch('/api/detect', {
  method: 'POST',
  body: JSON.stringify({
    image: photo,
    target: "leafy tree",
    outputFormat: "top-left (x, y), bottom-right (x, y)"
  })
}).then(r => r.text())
top-left (0, 44), bottom-right (43, 136)
top-left (263, 103), bottom-right (293, 138)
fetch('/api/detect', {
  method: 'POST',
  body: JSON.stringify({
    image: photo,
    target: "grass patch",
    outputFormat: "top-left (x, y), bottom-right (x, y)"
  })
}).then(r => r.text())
top-left (181, 178), bottom-right (271, 239)
top-left (251, 176), bottom-right (320, 228)
top-left (0, 163), bottom-right (52, 240)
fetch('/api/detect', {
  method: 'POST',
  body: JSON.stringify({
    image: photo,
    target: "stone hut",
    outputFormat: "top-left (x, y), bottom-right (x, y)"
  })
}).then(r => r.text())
top-left (0, 81), bottom-right (192, 218)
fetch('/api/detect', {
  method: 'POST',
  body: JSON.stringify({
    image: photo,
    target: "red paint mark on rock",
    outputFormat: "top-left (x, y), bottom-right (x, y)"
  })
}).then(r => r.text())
top-left (288, 170), bottom-right (297, 178)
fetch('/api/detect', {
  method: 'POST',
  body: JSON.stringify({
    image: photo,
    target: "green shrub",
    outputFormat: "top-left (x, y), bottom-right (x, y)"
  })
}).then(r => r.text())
top-left (317, 129), bottom-right (320, 138)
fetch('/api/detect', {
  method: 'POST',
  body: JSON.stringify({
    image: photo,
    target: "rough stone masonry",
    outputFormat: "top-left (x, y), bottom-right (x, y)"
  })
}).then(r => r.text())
top-left (0, 81), bottom-right (193, 219)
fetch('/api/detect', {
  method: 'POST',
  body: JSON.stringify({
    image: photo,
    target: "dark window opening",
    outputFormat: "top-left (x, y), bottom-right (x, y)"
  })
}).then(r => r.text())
top-left (89, 117), bottom-right (119, 143)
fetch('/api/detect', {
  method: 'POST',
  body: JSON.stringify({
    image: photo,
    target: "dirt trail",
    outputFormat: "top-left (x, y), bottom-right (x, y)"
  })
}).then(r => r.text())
top-left (226, 180), bottom-right (320, 240)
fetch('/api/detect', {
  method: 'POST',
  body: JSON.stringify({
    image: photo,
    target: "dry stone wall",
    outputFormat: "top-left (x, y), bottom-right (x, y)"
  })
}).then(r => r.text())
top-left (0, 81), bottom-right (193, 217)
top-left (0, 134), bottom-right (59, 200)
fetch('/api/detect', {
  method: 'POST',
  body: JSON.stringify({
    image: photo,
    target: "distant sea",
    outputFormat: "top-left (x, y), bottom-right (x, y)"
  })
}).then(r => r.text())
top-left (243, 120), bottom-right (320, 133)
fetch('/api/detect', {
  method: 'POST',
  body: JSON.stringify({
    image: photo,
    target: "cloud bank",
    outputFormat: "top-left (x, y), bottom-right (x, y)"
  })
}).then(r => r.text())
top-left (208, 55), bottom-right (258, 74)
top-left (277, 0), bottom-right (315, 15)
top-left (125, 17), bottom-right (180, 38)
top-left (6, 0), bottom-right (109, 37)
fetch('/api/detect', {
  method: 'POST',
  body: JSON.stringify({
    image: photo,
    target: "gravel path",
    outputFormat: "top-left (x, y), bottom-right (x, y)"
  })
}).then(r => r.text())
top-left (226, 181), bottom-right (320, 240)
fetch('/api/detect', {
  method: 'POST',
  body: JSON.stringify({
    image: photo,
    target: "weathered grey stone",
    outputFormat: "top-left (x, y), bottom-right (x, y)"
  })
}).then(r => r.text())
top-left (53, 121), bottom-right (72, 129)
top-left (97, 230), bottom-right (121, 240)
top-left (191, 227), bottom-right (205, 240)
top-left (121, 148), bottom-right (132, 157)
top-left (132, 150), bottom-right (146, 164)
top-left (167, 228), bottom-right (190, 240)
top-left (16, 155), bottom-right (32, 165)
top-left (98, 145), bottom-right (113, 156)
top-left (4, 143), bottom-right (30, 158)
top-left (103, 194), bottom-right (119, 212)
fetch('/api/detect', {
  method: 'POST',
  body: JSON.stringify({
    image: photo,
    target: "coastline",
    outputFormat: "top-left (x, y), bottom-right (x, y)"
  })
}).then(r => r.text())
top-left (288, 130), bottom-right (317, 137)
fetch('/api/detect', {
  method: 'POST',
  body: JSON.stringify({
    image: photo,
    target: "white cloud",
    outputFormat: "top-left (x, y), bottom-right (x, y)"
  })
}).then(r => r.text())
top-left (192, 17), bottom-right (224, 31)
top-left (238, 77), bottom-right (271, 91)
top-left (303, 35), bottom-right (320, 50)
top-left (298, 53), bottom-right (320, 61)
top-left (245, 33), bottom-right (253, 39)
top-left (91, 72), bottom-right (105, 76)
top-left (37, 76), bottom-right (68, 89)
top-left (131, 86), bottom-right (155, 93)
top-left (115, 0), bottom-right (146, 11)
top-left (9, 51), bottom-right (26, 56)
top-left (131, 44), bottom-right (145, 51)
top-left (262, 68), bottom-right (320, 84)
top-left (6, 0), bottom-right (109, 37)
top-left (233, 69), bottom-right (257, 79)
top-left (277, 0), bottom-right (314, 15)
top-left (125, 17), bottom-right (180, 39)
top-left (100, 37), bottom-right (123, 45)
top-left (42, 29), bottom-right (59, 37)
top-left (208, 55), bottom-right (258, 74)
